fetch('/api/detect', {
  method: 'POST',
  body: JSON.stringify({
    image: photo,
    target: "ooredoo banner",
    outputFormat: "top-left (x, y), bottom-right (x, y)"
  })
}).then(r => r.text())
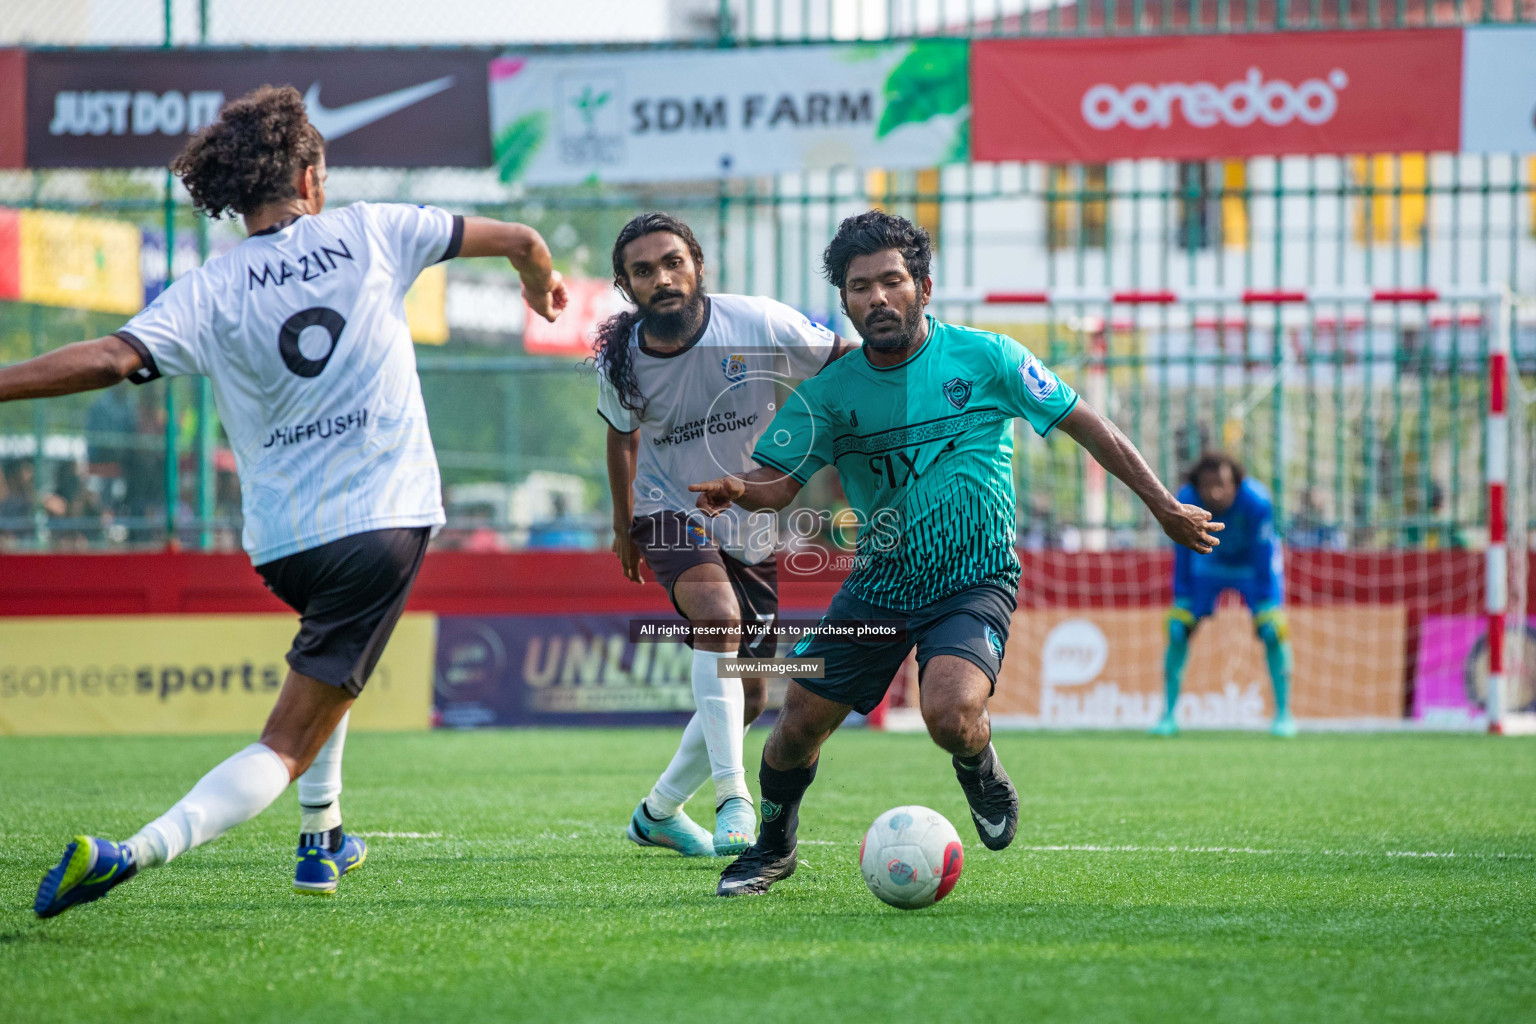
top-left (972, 30), bottom-right (1463, 163)
top-left (487, 40), bottom-right (969, 185)
top-left (0, 613), bottom-right (435, 735)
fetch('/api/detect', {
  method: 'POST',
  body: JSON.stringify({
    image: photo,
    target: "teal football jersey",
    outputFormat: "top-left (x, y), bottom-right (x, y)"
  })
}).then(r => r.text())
top-left (752, 315), bottom-right (1079, 610)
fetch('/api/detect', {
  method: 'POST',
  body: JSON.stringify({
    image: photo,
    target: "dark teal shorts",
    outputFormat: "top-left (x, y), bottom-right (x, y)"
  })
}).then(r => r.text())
top-left (789, 583), bottom-right (1016, 714)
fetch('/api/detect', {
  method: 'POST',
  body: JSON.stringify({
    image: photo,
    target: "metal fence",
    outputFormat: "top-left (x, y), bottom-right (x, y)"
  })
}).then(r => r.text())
top-left (7, 0), bottom-right (1535, 46)
top-left (1, 2), bottom-right (1533, 553)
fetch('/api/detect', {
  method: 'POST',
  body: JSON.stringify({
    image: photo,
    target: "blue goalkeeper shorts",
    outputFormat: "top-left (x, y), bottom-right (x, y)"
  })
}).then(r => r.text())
top-left (1179, 579), bottom-right (1281, 621)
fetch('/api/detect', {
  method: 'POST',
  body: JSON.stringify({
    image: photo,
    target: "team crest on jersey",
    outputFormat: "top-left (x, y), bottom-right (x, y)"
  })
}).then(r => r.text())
top-left (721, 354), bottom-right (749, 391)
top-left (686, 519), bottom-right (711, 546)
top-left (942, 377), bottom-right (973, 410)
top-left (1018, 354), bottom-right (1059, 400)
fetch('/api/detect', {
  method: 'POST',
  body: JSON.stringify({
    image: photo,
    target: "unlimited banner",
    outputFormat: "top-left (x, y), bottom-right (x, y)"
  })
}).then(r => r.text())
top-left (972, 30), bottom-right (1462, 163)
top-left (991, 604), bottom-right (1407, 727)
top-left (0, 613), bottom-right (435, 736)
top-left (487, 40), bottom-right (969, 185)
top-left (434, 612), bottom-right (825, 726)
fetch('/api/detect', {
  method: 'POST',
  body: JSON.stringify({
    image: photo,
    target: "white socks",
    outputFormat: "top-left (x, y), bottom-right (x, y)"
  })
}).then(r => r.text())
top-left (125, 743), bottom-right (291, 869)
top-left (647, 713), bottom-right (710, 818)
top-left (690, 649), bottom-right (751, 806)
top-left (298, 710), bottom-right (348, 836)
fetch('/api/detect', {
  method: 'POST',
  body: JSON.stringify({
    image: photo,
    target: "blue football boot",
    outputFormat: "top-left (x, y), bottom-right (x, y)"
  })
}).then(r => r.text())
top-left (626, 800), bottom-right (716, 857)
top-left (294, 833), bottom-right (368, 895)
top-left (35, 835), bottom-right (139, 919)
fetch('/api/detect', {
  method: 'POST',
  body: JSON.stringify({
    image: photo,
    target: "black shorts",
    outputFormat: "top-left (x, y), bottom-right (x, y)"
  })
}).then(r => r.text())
top-left (256, 527), bottom-right (431, 697)
top-left (789, 583), bottom-right (1016, 715)
top-left (630, 511), bottom-right (779, 658)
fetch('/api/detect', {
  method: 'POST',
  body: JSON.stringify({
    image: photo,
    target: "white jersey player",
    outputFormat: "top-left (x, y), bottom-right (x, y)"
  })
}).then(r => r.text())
top-left (10, 85), bottom-right (568, 918)
top-left (595, 213), bottom-right (850, 858)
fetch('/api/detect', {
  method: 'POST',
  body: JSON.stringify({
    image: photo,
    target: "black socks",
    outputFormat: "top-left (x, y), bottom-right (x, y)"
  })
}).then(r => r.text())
top-left (757, 756), bottom-right (818, 854)
top-left (955, 747), bottom-right (988, 770)
top-left (299, 825), bottom-right (344, 853)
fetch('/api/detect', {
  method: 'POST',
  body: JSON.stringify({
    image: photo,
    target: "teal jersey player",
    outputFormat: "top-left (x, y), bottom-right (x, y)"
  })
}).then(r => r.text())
top-left (693, 210), bottom-right (1222, 899)
top-left (753, 315), bottom-right (1079, 611)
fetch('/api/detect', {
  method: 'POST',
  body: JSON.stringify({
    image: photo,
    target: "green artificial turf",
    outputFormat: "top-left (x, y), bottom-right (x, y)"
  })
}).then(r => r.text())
top-left (2, 730), bottom-right (1533, 1023)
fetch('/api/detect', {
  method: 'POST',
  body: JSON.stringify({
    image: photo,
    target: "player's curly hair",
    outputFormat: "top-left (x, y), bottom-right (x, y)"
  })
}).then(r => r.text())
top-left (1186, 450), bottom-right (1246, 488)
top-left (821, 209), bottom-right (933, 291)
top-left (169, 85), bottom-right (325, 220)
top-left (590, 212), bottom-right (707, 419)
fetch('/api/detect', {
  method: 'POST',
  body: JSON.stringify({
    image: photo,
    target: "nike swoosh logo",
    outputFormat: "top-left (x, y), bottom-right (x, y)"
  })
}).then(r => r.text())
top-left (972, 809), bottom-right (1009, 839)
top-left (303, 77), bottom-right (456, 142)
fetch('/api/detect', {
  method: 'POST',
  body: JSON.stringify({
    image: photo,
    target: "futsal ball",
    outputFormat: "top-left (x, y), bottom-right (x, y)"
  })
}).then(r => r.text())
top-left (859, 805), bottom-right (964, 910)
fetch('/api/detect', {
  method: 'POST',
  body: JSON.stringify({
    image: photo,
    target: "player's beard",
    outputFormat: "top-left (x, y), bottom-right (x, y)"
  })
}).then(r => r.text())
top-left (856, 301), bottom-right (926, 353)
top-left (640, 278), bottom-right (708, 343)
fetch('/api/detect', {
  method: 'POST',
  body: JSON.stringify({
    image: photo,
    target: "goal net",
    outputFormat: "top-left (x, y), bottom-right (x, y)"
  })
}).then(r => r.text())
top-left (874, 289), bottom-right (1533, 732)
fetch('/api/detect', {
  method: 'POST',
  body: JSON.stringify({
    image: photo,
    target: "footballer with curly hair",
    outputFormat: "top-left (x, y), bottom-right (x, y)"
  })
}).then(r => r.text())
top-left (8, 84), bottom-right (569, 917)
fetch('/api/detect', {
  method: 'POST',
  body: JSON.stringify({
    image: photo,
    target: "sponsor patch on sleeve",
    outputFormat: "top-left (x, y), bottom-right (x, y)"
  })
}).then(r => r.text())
top-left (1018, 353), bottom-right (1060, 401)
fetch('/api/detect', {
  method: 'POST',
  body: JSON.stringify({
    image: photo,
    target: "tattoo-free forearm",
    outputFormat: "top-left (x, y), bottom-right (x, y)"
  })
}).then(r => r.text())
top-left (0, 337), bottom-right (140, 402)
top-left (606, 428), bottom-right (638, 529)
top-left (1060, 403), bottom-right (1180, 519)
top-left (458, 217), bottom-right (554, 291)
top-left (734, 466), bottom-right (804, 512)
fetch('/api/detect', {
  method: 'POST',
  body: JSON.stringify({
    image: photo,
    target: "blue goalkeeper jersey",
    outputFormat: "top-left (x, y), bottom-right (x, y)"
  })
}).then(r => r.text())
top-left (1173, 477), bottom-right (1283, 603)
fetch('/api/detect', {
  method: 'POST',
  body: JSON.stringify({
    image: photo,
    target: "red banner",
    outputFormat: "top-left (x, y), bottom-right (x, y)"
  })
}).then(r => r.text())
top-left (522, 277), bottom-right (627, 357)
top-left (972, 29), bottom-right (1463, 163)
top-left (0, 49), bottom-right (23, 169)
top-left (0, 207), bottom-right (18, 301)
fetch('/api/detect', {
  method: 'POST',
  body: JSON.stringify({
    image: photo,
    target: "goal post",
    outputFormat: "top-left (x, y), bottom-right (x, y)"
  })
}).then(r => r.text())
top-left (872, 286), bottom-right (1533, 732)
top-left (1487, 292), bottom-right (1534, 735)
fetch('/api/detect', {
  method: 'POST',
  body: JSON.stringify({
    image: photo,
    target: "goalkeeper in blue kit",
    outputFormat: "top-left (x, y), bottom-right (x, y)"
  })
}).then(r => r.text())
top-left (1153, 451), bottom-right (1296, 738)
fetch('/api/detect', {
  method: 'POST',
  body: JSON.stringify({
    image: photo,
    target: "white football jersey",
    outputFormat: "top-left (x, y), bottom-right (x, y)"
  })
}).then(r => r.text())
top-left (116, 202), bottom-right (459, 564)
top-left (597, 293), bottom-right (840, 564)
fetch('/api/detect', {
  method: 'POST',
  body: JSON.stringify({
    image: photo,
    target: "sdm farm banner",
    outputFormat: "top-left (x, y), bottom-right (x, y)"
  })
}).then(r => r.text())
top-left (486, 40), bottom-right (969, 185)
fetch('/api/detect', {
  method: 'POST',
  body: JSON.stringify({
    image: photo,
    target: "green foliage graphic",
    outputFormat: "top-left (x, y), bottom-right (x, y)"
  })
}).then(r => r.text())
top-left (494, 111), bottom-right (549, 184)
top-left (877, 40), bottom-right (970, 141)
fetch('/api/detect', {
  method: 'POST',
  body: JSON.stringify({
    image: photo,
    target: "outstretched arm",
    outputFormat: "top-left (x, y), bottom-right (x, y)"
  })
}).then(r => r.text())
top-left (692, 466), bottom-right (804, 516)
top-left (457, 217), bottom-right (568, 323)
top-left (1057, 401), bottom-right (1222, 554)
top-left (606, 426), bottom-right (644, 584)
top-left (0, 336), bottom-right (143, 403)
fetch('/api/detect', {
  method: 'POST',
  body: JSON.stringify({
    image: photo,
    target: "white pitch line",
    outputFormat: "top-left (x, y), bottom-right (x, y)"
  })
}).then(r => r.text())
top-left (801, 840), bottom-right (1532, 861)
top-left (1014, 843), bottom-right (1533, 861)
top-left (351, 831), bottom-right (1533, 862)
